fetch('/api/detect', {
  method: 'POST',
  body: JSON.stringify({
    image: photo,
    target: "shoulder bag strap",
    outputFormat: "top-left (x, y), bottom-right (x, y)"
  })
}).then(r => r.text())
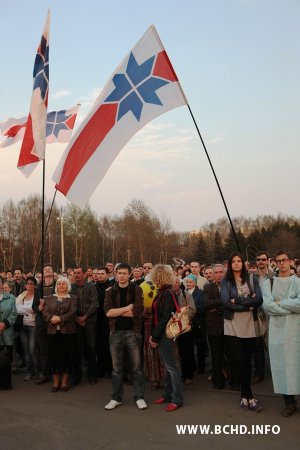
top-left (168, 289), bottom-right (181, 313)
top-left (249, 273), bottom-right (254, 296)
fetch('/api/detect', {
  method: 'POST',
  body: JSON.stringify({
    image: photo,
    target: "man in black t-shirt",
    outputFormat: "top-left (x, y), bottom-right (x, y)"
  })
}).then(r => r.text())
top-left (104, 263), bottom-right (147, 410)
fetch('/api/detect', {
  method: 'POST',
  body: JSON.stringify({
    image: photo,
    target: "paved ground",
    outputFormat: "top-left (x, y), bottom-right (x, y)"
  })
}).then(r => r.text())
top-left (0, 369), bottom-right (299, 450)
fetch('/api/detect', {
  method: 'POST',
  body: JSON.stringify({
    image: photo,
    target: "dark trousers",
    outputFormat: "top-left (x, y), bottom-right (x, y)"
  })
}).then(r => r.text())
top-left (35, 328), bottom-right (49, 377)
top-left (96, 315), bottom-right (112, 377)
top-left (225, 335), bottom-right (256, 399)
top-left (177, 331), bottom-right (195, 379)
top-left (109, 330), bottom-right (145, 401)
top-left (283, 394), bottom-right (297, 405)
top-left (193, 324), bottom-right (207, 373)
top-left (208, 334), bottom-right (226, 388)
top-left (74, 323), bottom-right (97, 381)
top-left (252, 336), bottom-right (265, 377)
top-left (0, 345), bottom-right (13, 389)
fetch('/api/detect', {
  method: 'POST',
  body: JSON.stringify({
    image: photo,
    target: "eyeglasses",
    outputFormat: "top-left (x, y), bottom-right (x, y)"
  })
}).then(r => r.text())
top-left (275, 258), bottom-right (289, 264)
top-left (256, 258), bottom-right (267, 262)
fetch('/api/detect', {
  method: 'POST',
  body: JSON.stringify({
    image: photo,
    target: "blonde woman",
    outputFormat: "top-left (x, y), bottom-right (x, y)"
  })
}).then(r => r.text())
top-left (43, 277), bottom-right (77, 392)
top-left (150, 265), bottom-right (183, 411)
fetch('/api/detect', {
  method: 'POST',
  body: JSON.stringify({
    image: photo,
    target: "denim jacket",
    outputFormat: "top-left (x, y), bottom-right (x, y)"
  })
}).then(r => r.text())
top-left (0, 293), bottom-right (17, 345)
top-left (220, 274), bottom-right (263, 320)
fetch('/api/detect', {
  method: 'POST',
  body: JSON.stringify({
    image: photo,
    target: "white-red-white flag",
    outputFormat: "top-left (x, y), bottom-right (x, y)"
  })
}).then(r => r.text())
top-left (0, 105), bottom-right (79, 148)
top-left (17, 10), bottom-right (50, 175)
top-left (53, 25), bottom-right (187, 206)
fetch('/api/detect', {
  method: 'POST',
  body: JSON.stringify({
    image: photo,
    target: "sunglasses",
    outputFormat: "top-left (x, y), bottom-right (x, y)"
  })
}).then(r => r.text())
top-left (256, 258), bottom-right (267, 262)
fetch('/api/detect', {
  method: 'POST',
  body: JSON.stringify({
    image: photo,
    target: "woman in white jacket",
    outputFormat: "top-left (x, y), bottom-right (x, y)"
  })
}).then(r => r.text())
top-left (16, 276), bottom-right (38, 381)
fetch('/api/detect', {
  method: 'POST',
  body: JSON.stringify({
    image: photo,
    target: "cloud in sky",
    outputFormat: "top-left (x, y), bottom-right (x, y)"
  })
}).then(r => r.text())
top-left (68, 87), bottom-right (103, 126)
top-left (207, 133), bottom-right (225, 145)
top-left (51, 90), bottom-right (72, 99)
top-left (124, 122), bottom-right (196, 163)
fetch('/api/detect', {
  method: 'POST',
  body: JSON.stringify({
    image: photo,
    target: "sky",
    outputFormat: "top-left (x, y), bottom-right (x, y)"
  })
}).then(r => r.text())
top-left (0, 0), bottom-right (299, 231)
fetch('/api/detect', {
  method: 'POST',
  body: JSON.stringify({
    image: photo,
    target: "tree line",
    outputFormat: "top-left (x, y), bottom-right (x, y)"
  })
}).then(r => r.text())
top-left (0, 195), bottom-right (299, 272)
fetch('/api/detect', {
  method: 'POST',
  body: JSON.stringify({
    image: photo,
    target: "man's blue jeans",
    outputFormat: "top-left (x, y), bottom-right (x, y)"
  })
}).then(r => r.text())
top-left (109, 330), bottom-right (145, 401)
top-left (158, 334), bottom-right (183, 406)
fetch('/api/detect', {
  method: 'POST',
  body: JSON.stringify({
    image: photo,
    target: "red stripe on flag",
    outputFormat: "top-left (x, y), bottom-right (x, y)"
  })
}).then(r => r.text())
top-left (56, 103), bottom-right (117, 195)
top-left (65, 114), bottom-right (77, 130)
top-left (5, 123), bottom-right (27, 138)
top-left (17, 115), bottom-right (40, 167)
top-left (153, 51), bottom-right (178, 82)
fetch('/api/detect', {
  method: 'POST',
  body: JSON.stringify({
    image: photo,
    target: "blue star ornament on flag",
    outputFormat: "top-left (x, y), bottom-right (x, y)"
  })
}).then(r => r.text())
top-left (54, 25), bottom-right (188, 206)
top-left (104, 52), bottom-right (169, 121)
top-left (18, 10), bottom-right (50, 175)
top-left (46, 106), bottom-right (79, 144)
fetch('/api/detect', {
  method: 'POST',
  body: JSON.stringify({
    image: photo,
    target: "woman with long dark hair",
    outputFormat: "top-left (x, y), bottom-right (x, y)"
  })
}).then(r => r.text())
top-left (149, 265), bottom-right (183, 411)
top-left (16, 276), bottom-right (38, 381)
top-left (220, 252), bottom-right (263, 411)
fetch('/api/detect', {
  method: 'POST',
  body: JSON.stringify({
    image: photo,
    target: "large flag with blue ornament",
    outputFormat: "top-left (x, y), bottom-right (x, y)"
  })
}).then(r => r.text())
top-left (17, 10), bottom-right (50, 175)
top-left (53, 25), bottom-right (187, 207)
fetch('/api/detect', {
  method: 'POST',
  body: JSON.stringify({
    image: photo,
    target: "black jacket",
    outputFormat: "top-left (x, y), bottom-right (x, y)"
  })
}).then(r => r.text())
top-left (203, 282), bottom-right (224, 336)
top-left (151, 287), bottom-right (177, 343)
top-left (32, 281), bottom-right (56, 330)
top-left (220, 274), bottom-right (263, 320)
top-left (104, 282), bottom-right (143, 334)
top-left (71, 282), bottom-right (98, 323)
top-left (96, 279), bottom-right (113, 318)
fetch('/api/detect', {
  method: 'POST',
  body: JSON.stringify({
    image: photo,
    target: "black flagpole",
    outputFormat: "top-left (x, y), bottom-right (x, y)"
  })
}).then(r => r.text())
top-left (40, 159), bottom-right (46, 285)
top-left (187, 104), bottom-right (241, 253)
top-left (33, 188), bottom-right (57, 276)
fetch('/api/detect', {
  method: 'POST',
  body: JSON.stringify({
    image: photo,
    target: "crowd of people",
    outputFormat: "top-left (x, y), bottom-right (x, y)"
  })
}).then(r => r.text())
top-left (0, 251), bottom-right (299, 417)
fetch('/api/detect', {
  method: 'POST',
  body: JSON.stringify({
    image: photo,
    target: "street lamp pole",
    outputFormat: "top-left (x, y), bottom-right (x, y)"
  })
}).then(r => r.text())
top-left (57, 216), bottom-right (65, 273)
top-left (246, 244), bottom-right (250, 263)
top-left (3, 250), bottom-right (6, 271)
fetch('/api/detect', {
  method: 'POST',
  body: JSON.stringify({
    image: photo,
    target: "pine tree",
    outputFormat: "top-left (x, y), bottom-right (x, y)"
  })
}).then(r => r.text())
top-left (194, 233), bottom-right (211, 264)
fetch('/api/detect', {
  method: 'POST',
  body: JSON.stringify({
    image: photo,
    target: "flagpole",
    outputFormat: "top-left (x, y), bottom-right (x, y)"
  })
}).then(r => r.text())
top-left (40, 159), bottom-right (46, 286)
top-left (33, 188), bottom-right (57, 276)
top-left (187, 104), bottom-right (241, 253)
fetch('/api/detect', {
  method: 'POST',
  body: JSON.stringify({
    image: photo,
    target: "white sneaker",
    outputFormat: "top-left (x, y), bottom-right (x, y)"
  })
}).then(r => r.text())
top-left (104, 400), bottom-right (122, 410)
top-left (136, 399), bottom-right (148, 410)
top-left (24, 374), bottom-right (32, 381)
